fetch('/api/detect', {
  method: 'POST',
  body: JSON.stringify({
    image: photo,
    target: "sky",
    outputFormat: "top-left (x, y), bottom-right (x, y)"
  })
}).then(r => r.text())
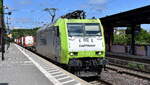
top-left (4, 0), bottom-right (150, 29)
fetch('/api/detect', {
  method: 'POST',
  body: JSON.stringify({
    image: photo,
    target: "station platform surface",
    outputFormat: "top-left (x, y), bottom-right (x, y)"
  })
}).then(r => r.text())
top-left (0, 44), bottom-right (91, 85)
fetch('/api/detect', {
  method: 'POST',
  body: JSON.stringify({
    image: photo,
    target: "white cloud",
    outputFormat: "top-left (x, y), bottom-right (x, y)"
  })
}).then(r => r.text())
top-left (14, 18), bottom-right (33, 24)
top-left (13, 27), bottom-right (24, 29)
top-left (85, 0), bottom-right (108, 12)
top-left (14, 0), bottom-right (33, 5)
top-left (89, 0), bottom-right (107, 5)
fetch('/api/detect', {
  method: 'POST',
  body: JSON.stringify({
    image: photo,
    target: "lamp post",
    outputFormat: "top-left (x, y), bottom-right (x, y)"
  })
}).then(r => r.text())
top-left (0, 0), bottom-right (5, 60)
top-left (0, 0), bottom-right (12, 60)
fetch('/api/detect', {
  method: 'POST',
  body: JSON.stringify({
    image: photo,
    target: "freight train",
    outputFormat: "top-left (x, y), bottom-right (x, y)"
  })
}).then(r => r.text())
top-left (15, 36), bottom-right (35, 50)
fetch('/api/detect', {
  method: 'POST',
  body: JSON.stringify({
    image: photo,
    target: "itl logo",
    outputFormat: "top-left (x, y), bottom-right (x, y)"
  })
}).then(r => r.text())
top-left (79, 44), bottom-right (95, 47)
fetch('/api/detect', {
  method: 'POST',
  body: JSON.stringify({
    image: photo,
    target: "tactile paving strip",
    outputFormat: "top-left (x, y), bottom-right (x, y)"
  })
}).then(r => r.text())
top-left (16, 45), bottom-right (81, 85)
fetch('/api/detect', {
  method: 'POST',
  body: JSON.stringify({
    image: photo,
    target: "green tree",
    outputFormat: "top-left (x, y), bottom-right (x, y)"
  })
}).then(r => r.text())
top-left (113, 28), bottom-right (150, 45)
top-left (12, 27), bottom-right (40, 39)
top-left (113, 34), bottom-right (128, 44)
top-left (135, 29), bottom-right (150, 45)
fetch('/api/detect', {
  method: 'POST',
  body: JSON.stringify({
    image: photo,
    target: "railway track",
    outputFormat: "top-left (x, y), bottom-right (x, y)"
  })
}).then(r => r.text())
top-left (107, 55), bottom-right (150, 73)
top-left (107, 53), bottom-right (150, 64)
top-left (90, 80), bottom-right (112, 85)
top-left (89, 64), bottom-right (150, 85)
top-left (82, 76), bottom-right (112, 85)
top-left (106, 64), bottom-right (150, 80)
top-left (88, 77), bottom-right (109, 84)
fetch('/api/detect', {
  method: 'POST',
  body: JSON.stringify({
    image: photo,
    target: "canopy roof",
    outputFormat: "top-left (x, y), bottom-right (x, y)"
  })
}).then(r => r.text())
top-left (100, 5), bottom-right (150, 27)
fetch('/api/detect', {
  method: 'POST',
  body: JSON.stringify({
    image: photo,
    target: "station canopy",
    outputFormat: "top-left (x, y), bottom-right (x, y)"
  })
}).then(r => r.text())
top-left (100, 5), bottom-right (150, 27)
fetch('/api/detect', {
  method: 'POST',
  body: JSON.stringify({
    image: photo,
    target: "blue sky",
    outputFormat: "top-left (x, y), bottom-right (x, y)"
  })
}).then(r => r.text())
top-left (4, 0), bottom-right (150, 29)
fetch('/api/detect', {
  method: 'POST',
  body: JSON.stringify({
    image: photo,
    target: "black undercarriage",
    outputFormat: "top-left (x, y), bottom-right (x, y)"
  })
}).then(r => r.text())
top-left (67, 58), bottom-right (106, 77)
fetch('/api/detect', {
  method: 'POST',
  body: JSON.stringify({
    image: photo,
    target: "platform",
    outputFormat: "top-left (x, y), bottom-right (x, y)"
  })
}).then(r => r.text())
top-left (107, 52), bottom-right (150, 60)
top-left (107, 52), bottom-right (150, 64)
top-left (0, 43), bottom-right (91, 85)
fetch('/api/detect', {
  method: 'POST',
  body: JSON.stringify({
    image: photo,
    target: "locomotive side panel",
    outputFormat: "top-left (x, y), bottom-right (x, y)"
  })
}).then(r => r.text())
top-left (45, 28), bottom-right (55, 60)
top-left (36, 30), bottom-right (47, 57)
top-left (51, 26), bottom-right (61, 62)
top-left (36, 27), bottom-right (60, 62)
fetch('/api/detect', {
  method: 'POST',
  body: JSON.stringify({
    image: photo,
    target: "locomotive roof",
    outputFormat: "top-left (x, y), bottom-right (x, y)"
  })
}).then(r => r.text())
top-left (37, 18), bottom-right (101, 32)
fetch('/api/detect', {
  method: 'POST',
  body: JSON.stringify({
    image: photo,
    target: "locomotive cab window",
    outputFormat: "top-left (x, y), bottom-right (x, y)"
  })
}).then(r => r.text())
top-left (85, 23), bottom-right (101, 36)
top-left (67, 23), bottom-right (101, 36)
top-left (67, 23), bottom-right (84, 36)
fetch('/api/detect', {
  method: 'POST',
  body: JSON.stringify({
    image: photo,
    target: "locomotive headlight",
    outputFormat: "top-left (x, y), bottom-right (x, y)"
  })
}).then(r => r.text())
top-left (69, 52), bottom-right (78, 56)
top-left (96, 51), bottom-right (101, 55)
top-left (70, 52), bottom-right (74, 56)
top-left (98, 52), bottom-right (101, 55)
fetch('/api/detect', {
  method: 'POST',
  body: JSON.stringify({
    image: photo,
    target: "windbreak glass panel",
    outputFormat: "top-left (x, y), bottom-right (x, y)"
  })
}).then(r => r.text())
top-left (68, 23), bottom-right (84, 36)
top-left (85, 23), bottom-right (101, 36)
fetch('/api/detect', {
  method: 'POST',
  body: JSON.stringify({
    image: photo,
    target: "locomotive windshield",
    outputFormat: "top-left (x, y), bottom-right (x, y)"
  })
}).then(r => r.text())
top-left (85, 23), bottom-right (101, 36)
top-left (67, 24), bottom-right (84, 36)
top-left (68, 23), bottom-right (101, 36)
